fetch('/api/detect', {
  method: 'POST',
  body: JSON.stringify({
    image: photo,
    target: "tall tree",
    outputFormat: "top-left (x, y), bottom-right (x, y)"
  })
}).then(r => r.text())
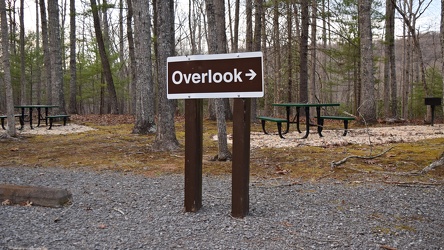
top-left (286, 1), bottom-right (293, 102)
top-left (1, 0), bottom-right (16, 137)
top-left (206, 0), bottom-right (231, 161)
top-left (127, 0), bottom-right (136, 114)
top-left (152, 0), bottom-right (180, 151)
top-left (358, 0), bottom-right (376, 123)
top-left (309, 0), bottom-right (317, 103)
top-left (40, 0), bottom-right (52, 104)
top-left (35, 0), bottom-right (42, 104)
top-left (393, 0), bottom-right (433, 97)
top-left (272, 0), bottom-right (281, 113)
top-left (442, 0), bottom-right (444, 114)
top-left (68, 0), bottom-right (77, 114)
top-left (48, 0), bottom-right (66, 114)
top-left (383, 0), bottom-right (396, 119)
top-left (299, 0), bottom-right (309, 103)
top-left (90, 0), bottom-right (119, 114)
top-left (19, 0), bottom-right (26, 104)
top-left (131, 0), bottom-right (156, 134)
top-left (251, 0), bottom-right (262, 121)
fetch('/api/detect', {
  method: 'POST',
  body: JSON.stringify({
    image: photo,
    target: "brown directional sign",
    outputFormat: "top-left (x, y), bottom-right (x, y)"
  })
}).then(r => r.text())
top-left (167, 52), bottom-right (263, 99)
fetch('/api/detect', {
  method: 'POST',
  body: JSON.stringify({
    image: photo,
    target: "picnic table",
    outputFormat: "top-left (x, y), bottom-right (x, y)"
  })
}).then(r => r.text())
top-left (272, 103), bottom-right (340, 138)
top-left (257, 103), bottom-right (344, 139)
top-left (14, 104), bottom-right (59, 129)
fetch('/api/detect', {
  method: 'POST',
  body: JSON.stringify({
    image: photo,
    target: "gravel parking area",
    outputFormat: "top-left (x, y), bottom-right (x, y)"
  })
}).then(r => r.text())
top-left (1, 166), bottom-right (443, 249)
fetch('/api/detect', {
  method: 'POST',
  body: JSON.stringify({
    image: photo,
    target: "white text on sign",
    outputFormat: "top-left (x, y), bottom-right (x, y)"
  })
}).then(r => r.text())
top-left (172, 69), bottom-right (256, 85)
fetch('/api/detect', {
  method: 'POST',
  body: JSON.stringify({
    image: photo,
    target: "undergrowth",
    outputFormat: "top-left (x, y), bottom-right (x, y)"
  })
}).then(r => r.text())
top-left (1, 115), bottom-right (443, 183)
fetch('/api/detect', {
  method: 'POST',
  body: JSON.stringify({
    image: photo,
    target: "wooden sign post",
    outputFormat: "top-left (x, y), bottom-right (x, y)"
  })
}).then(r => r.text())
top-left (168, 52), bottom-right (263, 218)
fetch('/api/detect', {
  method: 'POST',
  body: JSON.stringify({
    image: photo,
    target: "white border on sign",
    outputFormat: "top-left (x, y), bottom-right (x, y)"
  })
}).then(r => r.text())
top-left (167, 51), bottom-right (263, 62)
top-left (167, 51), bottom-right (264, 99)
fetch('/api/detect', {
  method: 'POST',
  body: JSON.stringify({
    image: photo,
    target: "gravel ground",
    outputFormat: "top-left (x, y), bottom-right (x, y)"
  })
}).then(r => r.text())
top-left (1, 166), bottom-right (443, 249)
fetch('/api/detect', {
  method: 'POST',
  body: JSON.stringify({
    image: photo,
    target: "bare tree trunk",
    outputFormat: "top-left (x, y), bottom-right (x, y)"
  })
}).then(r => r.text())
top-left (309, 0), bottom-right (317, 103)
top-left (1, 0), bottom-right (16, 137)
top-left (48, 0), bottom-right (66, 114)
top-left (262, 0), bottom-right (270, 116)
top-left (392, 0), bottom-right (431, 97)
top-left (206, 0), bottom-right (231, 161)
top-left (272, 0), bottom-right (280, 114)
top-left (442, 0), bottom-right (444, 115)
top-left (68, 0), bottom-right (77, 114)
top-left (40, 0), bottom-right (52, 104)
top-left (189, 0), bottom-right (197, 54)
top-left (131, 0), bottom-right (156, 134)
top-left (35, 0), bottom-right (42, 104)
top-left (118, 0), bottom-right (127, 113)
top-left (152, 0), bottom-right (180, 151)
top-left (287, 1), bottom-right (292, 103)
top-left (19, 0), bottom-right (26, 104)
top-left (383, 0), bottom-right (396, 119)
top-left (251, 0), bottom-right (262, 122)
top-left (299, 0), bottom-right (309, 104)
top-left (90, 0), bottom-right (119, 114)
top-left (127, 0), bottom-right (136, 114)
top-left (233, 0), bottom-right (239, 53)
top-left (358, 0), bottom-right (376, 123)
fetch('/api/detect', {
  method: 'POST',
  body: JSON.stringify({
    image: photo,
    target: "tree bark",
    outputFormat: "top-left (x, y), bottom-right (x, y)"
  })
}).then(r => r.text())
top-left (131, 0), bottom-right (156, 134)
top-left (39, 0), bottom-right (52, 104)
top-left (152, 0), bottom-right (180, 151)
top-left (206, 0), bottom-right (231, 161)
top-left (299, 0), bottom-right (309, 104)
top-left (90, 0), bottom-right (119, 114)
top-left (1, 0), bottom-right (16, 136)
top-left (442, 0), bottom-right (444, 115)
top-left (358, 0), bottom-right (376, 123)
top-left (19, 0), bottom-right (26, 104)
top-left (48, 0), bottom-right (66, 114)
top-left (309, 0), bottom-right (317, 103)
top-left (68, 0), bottom-right (77, 114)
top-left (127, 0), bottom-right (136, 115)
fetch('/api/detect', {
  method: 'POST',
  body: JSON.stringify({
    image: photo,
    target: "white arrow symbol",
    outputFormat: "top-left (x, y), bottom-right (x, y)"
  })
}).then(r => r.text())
top-left (245, 69), bottom-right (257, 80)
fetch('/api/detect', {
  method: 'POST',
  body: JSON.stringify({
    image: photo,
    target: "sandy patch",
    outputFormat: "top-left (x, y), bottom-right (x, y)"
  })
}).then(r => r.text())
top-left (15, 123), bottom-right (96, 136)
top-left (213, 124), bottom-right (444, 148)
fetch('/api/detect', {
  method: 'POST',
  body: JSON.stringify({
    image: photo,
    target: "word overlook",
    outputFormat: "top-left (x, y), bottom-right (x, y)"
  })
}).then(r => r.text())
top-left (171, 69), bottom-right (257, 85)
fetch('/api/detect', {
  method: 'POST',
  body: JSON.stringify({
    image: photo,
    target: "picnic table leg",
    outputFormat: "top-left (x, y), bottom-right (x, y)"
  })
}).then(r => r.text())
top-left (44, 107), bottom-right (50, 126)
top-left (18, 115), bottom-right (24, 130)
top-left (19, 108), bottom-right (25, 130)
top-left (296, 107), bottom-right (302, 133)
top-left (342, 120), bottom-right (349, 136)
top-left (260, 120), bottom-right (269, 135)
top-left (316, 107), bottom-right (324, 137)
top-left (29, 108), bottom-right (34, 129)
top-left (36, 107), bottom-right (42, 127)
top-left (277, 122), bottom-right (285, 139)
top-left (48, 117), bottom-right (54, 130)
top-left (283, 107), bottom-right (290, 134)
top-left (301, 106), bottom-right (310, 139)
top-left (318, 118), bottom-right (324, 137)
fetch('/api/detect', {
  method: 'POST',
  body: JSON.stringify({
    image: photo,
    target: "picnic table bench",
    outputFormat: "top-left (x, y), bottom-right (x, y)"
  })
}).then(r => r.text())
top-left (257, 116), bottom-right (287, 139)
top-left (0, 114), bottom-right (26, 130)
top-left (317, 115), bottom-right (355, 136)
top-left (46, 114), bottom-right (70, 130)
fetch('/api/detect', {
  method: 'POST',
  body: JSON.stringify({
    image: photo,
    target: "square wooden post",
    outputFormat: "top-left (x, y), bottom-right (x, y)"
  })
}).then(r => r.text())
top-left (184, 99), bottom-right (203, 212)
top-left (231, 98), bottom-right (251, 218)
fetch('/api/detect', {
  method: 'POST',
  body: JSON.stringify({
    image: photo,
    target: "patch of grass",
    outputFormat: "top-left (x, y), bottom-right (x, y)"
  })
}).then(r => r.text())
top-left (1, 115), bottom-right (443, 183)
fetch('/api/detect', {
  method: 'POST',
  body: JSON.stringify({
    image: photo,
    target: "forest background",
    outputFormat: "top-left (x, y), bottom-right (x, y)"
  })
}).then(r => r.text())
top-left (0, 0), bottom-right (443, 154)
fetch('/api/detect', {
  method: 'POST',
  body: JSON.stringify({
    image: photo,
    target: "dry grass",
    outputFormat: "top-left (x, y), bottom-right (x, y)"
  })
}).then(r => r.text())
top-left (1, 115), bottom-right (443, 183)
